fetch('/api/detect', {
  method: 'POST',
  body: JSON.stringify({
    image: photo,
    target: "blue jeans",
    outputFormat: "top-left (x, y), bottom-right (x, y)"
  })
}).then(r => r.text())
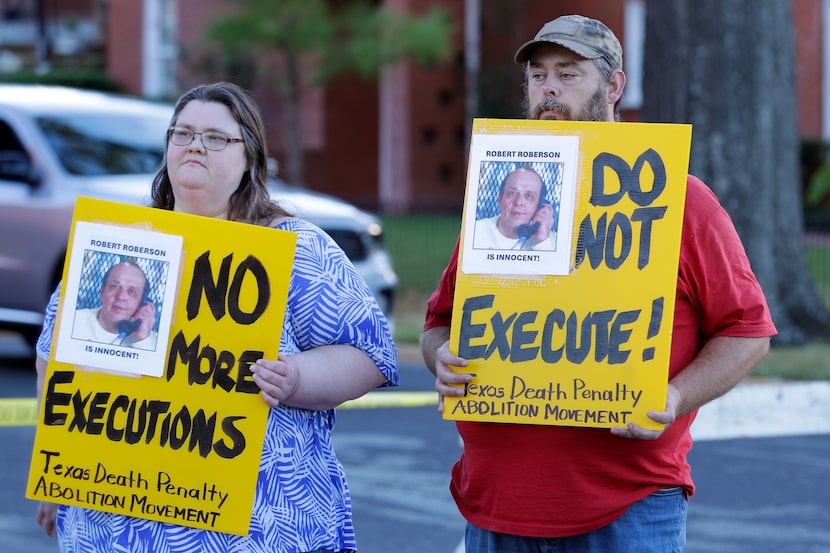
top-left (464, 487), bottom-right (688, 553)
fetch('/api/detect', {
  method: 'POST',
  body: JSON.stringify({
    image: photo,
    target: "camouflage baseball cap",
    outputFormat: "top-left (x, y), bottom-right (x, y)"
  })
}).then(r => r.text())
top-left (514, 14), bottom-right (622, 69)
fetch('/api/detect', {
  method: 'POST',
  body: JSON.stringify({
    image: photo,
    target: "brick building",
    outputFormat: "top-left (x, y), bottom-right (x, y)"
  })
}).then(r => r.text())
top-left (2, 0), bottom-right (827, 213)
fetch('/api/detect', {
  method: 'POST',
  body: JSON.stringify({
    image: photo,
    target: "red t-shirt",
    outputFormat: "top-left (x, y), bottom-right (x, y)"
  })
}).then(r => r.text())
top-left (424, 175), bottom-right (777, 537)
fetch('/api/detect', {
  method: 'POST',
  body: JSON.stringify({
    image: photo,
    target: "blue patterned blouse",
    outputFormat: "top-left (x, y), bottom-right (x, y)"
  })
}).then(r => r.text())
top-left (35, 218), bottom-right (399, 552)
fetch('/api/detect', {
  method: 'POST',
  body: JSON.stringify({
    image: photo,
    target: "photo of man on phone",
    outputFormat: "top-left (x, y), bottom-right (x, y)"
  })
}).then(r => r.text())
top-left (72, 260), bottom-right (158, 350)
top-left (473, 165), bottom-right (556, 251)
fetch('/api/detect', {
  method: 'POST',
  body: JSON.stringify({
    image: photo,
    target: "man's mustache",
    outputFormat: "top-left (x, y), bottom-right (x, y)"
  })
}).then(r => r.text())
top-left (533, 98), bottom-right (570, 119)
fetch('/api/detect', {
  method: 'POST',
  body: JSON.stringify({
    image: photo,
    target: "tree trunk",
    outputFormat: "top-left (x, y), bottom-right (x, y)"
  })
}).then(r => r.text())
top-left (641, 0), bottom-right (830, 345)
top-left (282, 49), bottom-right (305, 187)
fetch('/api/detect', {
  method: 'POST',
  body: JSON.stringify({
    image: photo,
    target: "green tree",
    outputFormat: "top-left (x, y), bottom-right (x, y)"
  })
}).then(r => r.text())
top-left (202, 0), bottom-right (452, 187)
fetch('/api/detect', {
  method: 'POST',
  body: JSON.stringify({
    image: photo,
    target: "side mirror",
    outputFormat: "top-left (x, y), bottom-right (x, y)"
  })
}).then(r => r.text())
top-left (0, 150), bottom-right (41, 187)
top-left (267, 157), bottom-right (279, 178)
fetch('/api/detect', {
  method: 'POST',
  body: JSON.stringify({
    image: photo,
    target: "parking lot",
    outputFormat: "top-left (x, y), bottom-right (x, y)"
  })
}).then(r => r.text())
top-left (2, 340), bottom-right (830, 552)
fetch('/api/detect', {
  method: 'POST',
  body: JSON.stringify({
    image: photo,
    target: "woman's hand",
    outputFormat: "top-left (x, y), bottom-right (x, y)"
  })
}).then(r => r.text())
top-left (251, 346), bottom-right (386, 411)
top-left (36, 501), bottom-right (58, 537)
top-left (250, 355), bottom-right (300, 408)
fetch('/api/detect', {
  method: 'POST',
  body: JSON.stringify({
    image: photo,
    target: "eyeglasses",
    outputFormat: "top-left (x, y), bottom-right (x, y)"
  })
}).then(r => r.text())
top-left (167, 127), bottom-right (244, 151)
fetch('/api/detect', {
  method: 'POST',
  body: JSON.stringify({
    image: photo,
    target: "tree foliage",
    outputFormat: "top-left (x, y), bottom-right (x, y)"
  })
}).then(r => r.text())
top-left (201, 0), bottom-right (452, 186)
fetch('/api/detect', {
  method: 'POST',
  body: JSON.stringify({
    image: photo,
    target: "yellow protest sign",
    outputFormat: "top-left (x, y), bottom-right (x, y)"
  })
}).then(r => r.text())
top-left (446, 119), bottom-right (691, 430)
top-left (27, 197), bottom-right (296, 536)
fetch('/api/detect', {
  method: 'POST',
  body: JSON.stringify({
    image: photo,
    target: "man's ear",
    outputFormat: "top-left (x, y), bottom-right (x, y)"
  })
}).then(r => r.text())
top-left (607, 69), bottom-right (626, 105)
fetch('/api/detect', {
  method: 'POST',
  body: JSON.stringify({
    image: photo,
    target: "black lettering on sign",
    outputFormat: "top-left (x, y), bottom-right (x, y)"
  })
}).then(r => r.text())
top-left (165, 330), bottom-right (261, 395)
top-left (458, 295), bottom-right (643, 365)
top-left (187, 252), bottom-right (270, 325)
top-left (590, 149), bottom-right (666, 208)
top-left (576, 149), bottom-right (669, 270)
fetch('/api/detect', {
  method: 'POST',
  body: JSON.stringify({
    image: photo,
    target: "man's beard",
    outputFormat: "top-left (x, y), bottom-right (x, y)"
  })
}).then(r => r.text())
top-left (526, 86), bottom-right (609, 122)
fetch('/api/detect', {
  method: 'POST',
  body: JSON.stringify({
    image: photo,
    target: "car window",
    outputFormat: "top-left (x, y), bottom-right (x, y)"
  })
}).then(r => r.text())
top-left (0, 119), bottom-right (33, 183)
top-left (37, 114), bottom-right (168, 176)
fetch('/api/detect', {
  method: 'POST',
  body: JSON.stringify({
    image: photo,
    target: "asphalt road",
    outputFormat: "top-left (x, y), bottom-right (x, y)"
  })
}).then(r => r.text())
top-left (1, 336), bottom-right (829, 553)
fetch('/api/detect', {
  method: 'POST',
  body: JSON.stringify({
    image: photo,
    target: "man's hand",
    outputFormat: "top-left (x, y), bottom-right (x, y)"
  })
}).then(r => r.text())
top-left (132, 301), bottom-right (157, 342)
top-left (610, 383), bottom-right (681, 440)
top-left (528, 202), bottom-right (554, 247)
top-left (612, 336), bottom-right (770, 440)
top-left (432, 339), bottom-right (474, 413)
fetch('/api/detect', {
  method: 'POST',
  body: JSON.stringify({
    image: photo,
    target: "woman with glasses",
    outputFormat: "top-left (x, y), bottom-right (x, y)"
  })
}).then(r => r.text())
top-left (34, 82), bottom-right (399, 552)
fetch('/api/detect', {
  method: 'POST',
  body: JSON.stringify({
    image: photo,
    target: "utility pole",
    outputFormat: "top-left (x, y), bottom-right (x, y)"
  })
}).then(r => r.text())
top-left (35, 0), bottom-right (50, 73)
top-left (464, 0), bottom-right (480, 157)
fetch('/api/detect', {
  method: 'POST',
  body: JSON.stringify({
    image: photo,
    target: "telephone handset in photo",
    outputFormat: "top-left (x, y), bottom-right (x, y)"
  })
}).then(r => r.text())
top-left (116, 292), bottom-right (151, 338)
top-left (516, 199), bottom-right (551, 240)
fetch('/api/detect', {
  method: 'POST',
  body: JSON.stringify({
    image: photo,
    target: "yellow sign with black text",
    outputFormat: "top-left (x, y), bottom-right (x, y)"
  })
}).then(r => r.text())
top-left (26, 197), bottom-right (296, 536)
top-left (446, 119), bottom-right (691, 430)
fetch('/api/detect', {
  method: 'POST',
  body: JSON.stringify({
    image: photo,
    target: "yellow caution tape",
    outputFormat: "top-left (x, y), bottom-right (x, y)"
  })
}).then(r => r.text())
top-left (0, 391), bottom-right (438, 427)
top-left (338, 391), bottom-right (439, 410)
top-left (0, 398), bottom-right (38, 427)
